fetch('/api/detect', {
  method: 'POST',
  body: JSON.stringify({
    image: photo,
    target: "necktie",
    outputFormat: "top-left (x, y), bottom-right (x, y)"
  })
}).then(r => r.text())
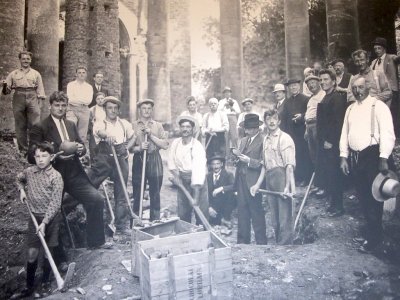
top-left (243, 137), bottom-right (251, 152)
top-left (214, 174), bottom-right (220, 185)
top-left (373, 58), bottom-right (382, 70)
top-left (59, 119), bottom-right (68, 141)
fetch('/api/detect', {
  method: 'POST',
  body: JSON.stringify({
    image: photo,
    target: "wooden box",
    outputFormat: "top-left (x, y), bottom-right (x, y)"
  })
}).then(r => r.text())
top-left (131, 218), bottom-right (203, 277)
top-left (138, 231), bottom-right (233, 300)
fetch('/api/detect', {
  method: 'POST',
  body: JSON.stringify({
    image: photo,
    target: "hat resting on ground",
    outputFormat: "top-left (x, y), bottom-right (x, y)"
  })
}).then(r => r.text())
top-left (273, 84), bottom-right (285, 93)
top-left (241, 98), bottom-right (254, 105)
top-left (304, 75), bottom-right (320, 84)
top-left (103, 96), bottom-right (122, 107)
top-left (239, 113), bottom-right (263, 128)
top-left (284, 79), bottom-right (301, 86)
top-left (372, 37), bottom-right (387, 49)
top-left (372, 170), bottom-right (400, 202)
top-left (137, 99), bottom-right (154, 107)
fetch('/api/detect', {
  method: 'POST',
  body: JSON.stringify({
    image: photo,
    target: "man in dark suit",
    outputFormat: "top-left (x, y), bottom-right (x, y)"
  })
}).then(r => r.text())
top-left (29, 91), bottom-right (111, 249)
top-left (233, 113), bottom-right (267, 244)
top-left (371, 37), bottom-right (400, 136)
top-left (281, 79), bottom-right (312, 185)
top-left (206, 155), bottom-right (236, 227)
top-left (331, 58), bottom-right (352, 94)
top-left (272, 83), bottom-right (287, 119)
top-left (89, 71), bottom-right (109, 108)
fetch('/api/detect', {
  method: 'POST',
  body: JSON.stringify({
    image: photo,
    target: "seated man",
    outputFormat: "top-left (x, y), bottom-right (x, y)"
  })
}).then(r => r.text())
top-left (206, 155), bottom-right (236, 227)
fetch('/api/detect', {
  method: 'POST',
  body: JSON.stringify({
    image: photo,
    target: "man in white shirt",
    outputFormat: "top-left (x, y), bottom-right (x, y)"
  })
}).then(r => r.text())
top-left (340, 77), bottom-right (395, 253)
top-left (218, 86), bottom-right (241, 148)
top-left (168, 115), bottom-right (209, 224)
top-left (66, 66), bottom-right (93, 145)
top-left (203, 98), bottom-right (229, 159)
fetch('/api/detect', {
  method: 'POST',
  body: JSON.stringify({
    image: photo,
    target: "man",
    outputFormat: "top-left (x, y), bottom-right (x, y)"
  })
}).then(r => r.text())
top-left (218, 86), bottom-right (241, 148)
top-left (66, 66), bottom-right (93, 144)
top-left (2, 51), bottom-right (45, 155)
top-left (206, 155), bottom-right (235, 227)
top-left (179, 96), bottom-right (203, 140)
top-left (272, 83), bottom-right (287, 118)
top-left (313, 61), bottom-right (323, 76)
top-left (332, 58), bottom-right (352, 93)
top-left (347, 50), bottom-right (391, 105)
top-left (281, 79), bottom-right (312, 185)
top-left (131, 99), bottom-right (169, 221)
top-left (251, 109), bottom-right (296, 245)
top-left (317, 69), bottom-right (347, 217)
top-left (371, 37), bottom-right (400, 136)
top-left (233, 113), bottom-right (267, 245)
top-left (87, 96), bottom-right (136, 232)
top-left (89, 71), bottom-right (109, 108)
top-left (340, 77), bottom-right (395, 252)
top-left (202, 97), bottom-right (229, 159)
top-left (168, 115), bottom-right (209, 224)
top-left (237, 98), bottom-right (260, 139)
top-left (302, 68), bottom-right (314, 97)
top-left (29, 91), bottom-right (111, 249)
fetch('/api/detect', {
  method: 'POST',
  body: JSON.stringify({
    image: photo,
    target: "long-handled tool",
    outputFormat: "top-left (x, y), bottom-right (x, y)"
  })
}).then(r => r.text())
top-left (23, 196), bottom-right (75, 292)
top-left (110, 145), bottom-right (141, 227)
top-left (61, 206), bottom-right (75, 249)
top-left (294, 172), bottom-right (315, 231)
top-left (258, 188), bottom-right (292, 199)
top-left (169, 177), bottom-right (212, 231)
top-left (205, 134), bottom-right (214, 150)
top-left (102, 181), bottom-right (116, 234)
top-left (139, 134), bottom-right (148, 220)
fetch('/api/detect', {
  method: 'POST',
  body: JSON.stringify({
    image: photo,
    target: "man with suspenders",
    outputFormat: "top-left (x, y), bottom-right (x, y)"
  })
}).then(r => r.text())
top-left (340, 77), bottom-right (395, 253)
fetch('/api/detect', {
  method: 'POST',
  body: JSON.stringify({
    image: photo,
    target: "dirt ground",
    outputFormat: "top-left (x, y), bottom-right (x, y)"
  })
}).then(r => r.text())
top-left (1, 139), bottom-right (400, 300)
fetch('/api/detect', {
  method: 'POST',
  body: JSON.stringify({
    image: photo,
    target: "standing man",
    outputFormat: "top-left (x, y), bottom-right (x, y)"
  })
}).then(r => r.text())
top-left (2, 51), bottom-right (45, 155)
top-left (237, 98), bottom-right (260, 139)
top-left (317, 69), bottom-right (347, 217)
top-left (281, 79), bottom-right (312, 185)
top-left (89, 71), bottom-right (109, 108)
top-left (87, 96), bottom-right (137, 232)
top-left (202, 98), bottom-right (229, 159)
top-left (233, 113), bottom-right (267, 245)
top-left (272, 83), bottom-right (287, 120)
top-left (131, 99), bottom-right (169, 221)
top-left (168, 115), bottom-right (209, 225)
top-left (340, 77), bottom-right (395, 253)
top-left (29, 91), bottom-right (111, 249)
top-left (66, 66), bottom-right (93, 145)
top-left (371, 37), bottom-right (400, 136)
top-left (218, 86), bottom-right (241, 148)
top-left (347, 50), bottom-right (391, 105)
top-left (332, 58), bottom-right (352, 93)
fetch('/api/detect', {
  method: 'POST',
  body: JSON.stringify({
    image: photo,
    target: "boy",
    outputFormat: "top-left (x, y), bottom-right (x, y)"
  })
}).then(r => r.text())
top-left (251, 109), bottom-right (296, 245)
top-left (16, 142), bottom-right (63, 297)
top-left (88, 92), bottom-right (106, 161)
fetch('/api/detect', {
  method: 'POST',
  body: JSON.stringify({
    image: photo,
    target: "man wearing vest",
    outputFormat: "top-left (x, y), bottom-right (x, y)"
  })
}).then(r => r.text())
top-left (340, 77), bottom-right (395, 253)
top-left (88, 96), bottom-right (136, 232)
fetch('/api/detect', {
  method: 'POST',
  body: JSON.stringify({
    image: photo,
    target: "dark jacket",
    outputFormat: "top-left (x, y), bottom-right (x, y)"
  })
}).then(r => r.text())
top-left (280, 93), bottom-right (309, 137)
top-left (90, 84), bottom-right (110, 107)
top-left (207, 168), bottom-right (235, 208)
top-left (371, 54), bottom-right (400, 92)
top-left (338, 72), bottom-right (352, 90)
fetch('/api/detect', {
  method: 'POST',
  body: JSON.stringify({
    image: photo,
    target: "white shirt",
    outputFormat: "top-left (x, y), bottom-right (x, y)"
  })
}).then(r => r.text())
top-left (202, 111), bottom-right (229, 134)
top-left (305, 89), bottom-right (325, 121)
top-left (93, 117), bottom-right (135, 145)
top-left (90, 105), bottom-right (106, 123)
top-left (51, 116), bottom-right (70, 142)
top-left (217, 98), bottom-right (241, 115)
top-left (339, 95), bottom-right (395, 159)
top-left (168, 137), bottom-right (207, 186)
top-left (66, 80), bottom-right (93, 105)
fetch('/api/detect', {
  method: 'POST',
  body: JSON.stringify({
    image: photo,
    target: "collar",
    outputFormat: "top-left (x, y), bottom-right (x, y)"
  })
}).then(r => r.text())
top-left (137, 118), bottom-right (154, 125)
top-left (19, 67), bottom-right (31, 73)
top-left (33, 164), bottom-right (54, 175)
top-left (214, 170), bottom-right (222, 177)
top-left (267, 128), bottom-right (281, 138)
top-left (378, 53), bottom-right (386, 61)
top-left (359, 66), bottom-right (372, 76)
top-left (104, 117), bottom-right (121, 124)
top-left (51, 115), bottom-right (65, 124)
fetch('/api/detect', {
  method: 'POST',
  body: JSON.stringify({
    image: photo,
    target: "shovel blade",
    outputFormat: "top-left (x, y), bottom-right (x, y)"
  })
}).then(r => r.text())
top-left (61, 262), bottom-right (76, 293)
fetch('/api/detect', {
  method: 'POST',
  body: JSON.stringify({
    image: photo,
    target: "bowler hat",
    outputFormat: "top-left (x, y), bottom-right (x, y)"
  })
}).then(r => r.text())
top-left (372, 37), bottom-right (387, 49)
top-left (372, 170), bottom-right (400, 202)
top-left (304, 75), bottom-right (320, 84)
top-left (137, 99), bottom-right (154, 107)
top-left (222, 86), bottom-right (232, 93)
top-left (103, 96), bottom-right (122, 107)
top-left (284, 79), bottom-right (301, 86)
top-left (207, 154), bottom-right (225, 164)
top-left (272, 84), bottom-right (285, 93)
top-left (239, 113), bottom-right (263, 128)
top-left (241, 98), bottom-right (254, 105)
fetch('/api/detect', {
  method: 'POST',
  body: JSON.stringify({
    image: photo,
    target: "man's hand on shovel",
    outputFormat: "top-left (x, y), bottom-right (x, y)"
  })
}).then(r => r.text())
top-left (19, 188), bottom-right (27, 203)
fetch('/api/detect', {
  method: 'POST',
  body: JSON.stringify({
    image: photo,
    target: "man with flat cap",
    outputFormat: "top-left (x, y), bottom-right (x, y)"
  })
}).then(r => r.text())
top-left (168, 115), bottom-right (209, 225)
top-left (233, 113), bottom-right (267, 245)
top-left (371, 37), bottom-right (400, 136)
top-left (281, 79), bottom-right (312, 185)
top-left (131, 99), bottom-right (169, 221)
top-left (87, 96), bottom-right (137, 232)
top-left (218, 86), bottom-right (241, 148)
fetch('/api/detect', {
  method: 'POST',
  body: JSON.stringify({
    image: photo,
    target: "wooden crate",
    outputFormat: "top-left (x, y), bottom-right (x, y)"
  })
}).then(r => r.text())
top-left (131, 218), bottom-right (203, 277)
top-left (138, 231), bottom-right (233, 300)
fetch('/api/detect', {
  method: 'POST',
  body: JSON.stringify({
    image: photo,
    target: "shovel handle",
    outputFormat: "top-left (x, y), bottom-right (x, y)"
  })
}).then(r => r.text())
top-left (102, 182), bottom-right (115, 225)
top-left (205, 134), bottom-right (213, 150)
top-left (139, 134), bottom-right (148, 219)
top-left (294, 172), bottom-right (315, 231)
top-left (258, 188), bottom-right (291, 199)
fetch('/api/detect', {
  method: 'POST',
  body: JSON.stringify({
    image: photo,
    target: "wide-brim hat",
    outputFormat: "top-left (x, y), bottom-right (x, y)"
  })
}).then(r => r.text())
top-left (103, 96), bottom-right (122, 107)
top-left (207, 154), bottom-right (225, 164)
top-left (239, 113), bottom-right (263, 128)
top-left (372, 170), bottom-right (400, 202)
top-left (137, 98), bottom-right (154, 107)
top-left (241, 98), bottom-right (254, 105)
top-left (284, 79), bottom-right (301, 86)
top-left (273, 84), bottom-right (285, 93)
top-left (304, 75), bottom-right (320, 84)
top-left (176, 115), bottom-right (199, 130)
top-left (222, 86), bottom-right (232, 93)
top-left (372, 37), bottom-right (387, 49)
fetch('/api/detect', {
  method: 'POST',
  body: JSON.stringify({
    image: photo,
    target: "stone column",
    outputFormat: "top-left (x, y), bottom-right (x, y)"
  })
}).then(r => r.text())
top-left (147, 0), bottom-right (171, 123)
top-left (169, 0), bottom-right (191, 123)
top-left (0, 0), bottom-right (25, 132)
top-left (284, 0), bottom-right (311, 80)
top-left (220, 0), bottom-right (243, 99)
top-left (62, 0), bottom-right (90, 90)
top-left (27, 0), bottom-right (60, 119)
top-left (326, 0), bottom-right (360, 60)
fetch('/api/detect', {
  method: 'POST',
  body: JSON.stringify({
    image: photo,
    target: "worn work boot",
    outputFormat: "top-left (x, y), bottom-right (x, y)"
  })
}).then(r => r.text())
top-left (150, 210), bottom-right (160, 222)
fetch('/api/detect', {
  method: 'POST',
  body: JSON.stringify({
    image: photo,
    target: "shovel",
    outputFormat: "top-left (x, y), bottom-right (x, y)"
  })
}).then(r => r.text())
top-left (23, 193), bottom-right (75, 292)
top-left (102, 181), bottom-right (116, 234)
top-left (138, 134), bottom-right (148, 220)
top-left (258, 188), bottom-right (293, 199)
top-left (294, 172), bottom-right (315, 231)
